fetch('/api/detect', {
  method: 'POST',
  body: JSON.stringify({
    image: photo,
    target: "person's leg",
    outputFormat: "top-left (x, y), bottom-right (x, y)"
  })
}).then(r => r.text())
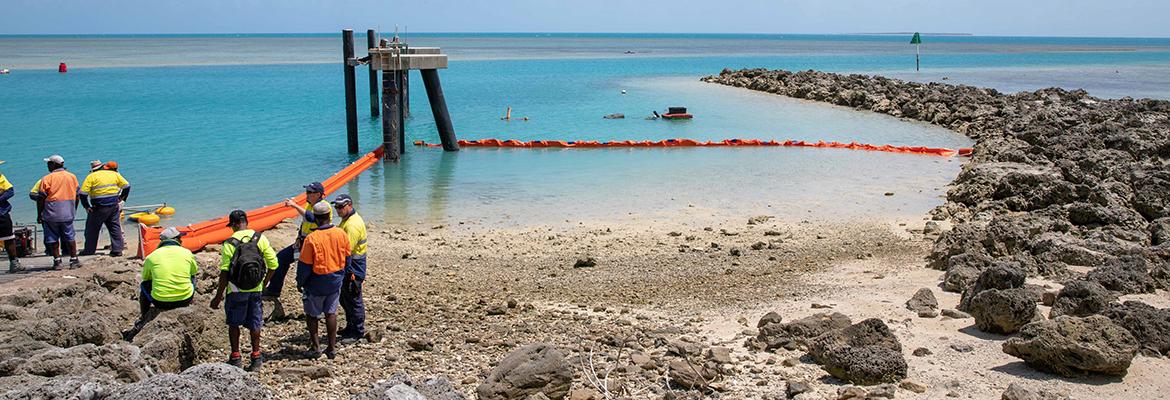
top-left (325, 313), bottom-right (338, 357)
top-left (81, 211), bottom-right (102, 255)
top-left (229, 325), bottom-right (241, 355)
top-left (339, 280), bottom-right (355, 336)
top-left (352, 280), bottom-right (365, 336)
top-left (263, 245), bottom-right (295, 298)
top-left (104, 206), bottom-right (125, 255)
top-left (306, 317), bottom-right (320, 353)
top-left (224, 292), bottom-right (245, 367)
top-left (62, 222), bottom-right (79, 267)
top-left (44, 223), bottom-right (61, 261)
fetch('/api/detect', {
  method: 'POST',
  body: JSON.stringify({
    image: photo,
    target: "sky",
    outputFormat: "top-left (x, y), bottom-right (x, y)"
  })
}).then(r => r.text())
top-left (1, 0), bottom-right (1167, 37)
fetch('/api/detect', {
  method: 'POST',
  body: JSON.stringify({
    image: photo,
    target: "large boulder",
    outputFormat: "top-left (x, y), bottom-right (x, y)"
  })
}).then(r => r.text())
top-left (1049, 280), bottom-right (1117, 318)
top-left (476, 343), bottom-right (573, 400)
top-left (808, 319), bottom-right (906, 385)
top-left (15, 343), bottom-right (151, 383)
top-left (133, 305), bottom-right (228, 373)
top-left (667, 359), bottom-right (719, 390)
top-left (756, 312), bottom-right (852, 351)
top-left (0, 375), bottom-right (115, 400)
top-left (1000, 382), bottom-right (1071, 400)
top-left (958, 264), bottom-right (1027, 311)
top-left (1102, 301), bottom-right (1170, 357)
top-left (1002, 316), bottom-right (1139, 377)
top-left (968, 288), bottom-right (1039, 334)
top-left (107, 363), bottom-right (272, 399)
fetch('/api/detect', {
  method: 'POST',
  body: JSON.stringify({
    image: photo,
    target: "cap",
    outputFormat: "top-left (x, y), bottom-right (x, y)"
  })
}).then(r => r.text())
top-left (226, 209), bottom-right (248, 227)
top-left (90, 160), bottom-right (104, 171)
top-left (160, 227), bottom-right (186, 240)
top-left (303, 182), bottom-right (325, 194)
top-left (312, 201), bottom-right (332, 215)
top-left (104, 161), bottom-right (119, 170)
top-left (44, 155), bottom-right (65, 164)
top-left (331, 194), bottom-right (353, 207)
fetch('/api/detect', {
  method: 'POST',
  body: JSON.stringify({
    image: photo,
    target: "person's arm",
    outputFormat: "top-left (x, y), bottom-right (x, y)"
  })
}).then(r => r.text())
top-left (117, 174), bottom-right (131, 202)
top-left (0, 187), bottom-right (13, 204)
top-left (29, 180), bottom-right (44, 223)
top-left (79, 193), bottom-right (92, 211)
top-left (295, 242), bottom-right (314, 291)
top-left (283, 198), bottom-right (307, 215)
top-left (210, 243), bottom-right (233, 309)
top-left (260, 235), bottom-right (279, 288)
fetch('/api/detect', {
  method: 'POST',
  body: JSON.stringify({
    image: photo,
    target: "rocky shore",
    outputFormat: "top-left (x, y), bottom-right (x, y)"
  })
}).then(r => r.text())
top-left (703, 69), bottom-right (1170, 389)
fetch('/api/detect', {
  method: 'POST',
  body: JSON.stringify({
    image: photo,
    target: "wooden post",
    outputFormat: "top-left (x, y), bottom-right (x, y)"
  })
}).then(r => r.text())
top-left (916, 43), bottom-right (920, 72)
top-left (403, 70), bottom-right (410, 117)
top-left (396, 70), bottom-right (407, 155)
top-left (421, 69), bottom-right (459, 151)
top-left (367, 29), bottom-right (379, 117)
top-left (382, 70), bottom-right (401, 161)
top-left (343, 29), bottom-right (359, 154)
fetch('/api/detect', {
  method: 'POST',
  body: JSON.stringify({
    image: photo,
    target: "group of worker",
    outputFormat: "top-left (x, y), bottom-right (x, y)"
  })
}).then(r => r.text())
top-left (133, 181), bottom-right (368, 371)
top-left (0, 155), bottom-right (131, 273)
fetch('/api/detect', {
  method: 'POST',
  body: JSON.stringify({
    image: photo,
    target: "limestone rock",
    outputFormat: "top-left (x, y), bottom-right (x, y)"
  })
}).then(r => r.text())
top-left (959, 264), bottom-right (1027, 312)
top-left (1002, 316), bottom-right (1138, 377)
top-left (905, 288), bottom-right (939, 315)
top-left (1049, 280), bottom-right (1117, 318)
top-left (969, 288), bottom-right (1039, 334)
top-left (476, 343), bottom-right (573, 400)
top-left (756, 312), bottom-right (852, 351)
top-left (1102, 301), bottom-right (1170, 357)
top-left (108, 363), bottom-right (273, 399)
top-left (1000, 382), bottom-right (1070, 400)
top-left (809, 318), bottom-right (906, 385)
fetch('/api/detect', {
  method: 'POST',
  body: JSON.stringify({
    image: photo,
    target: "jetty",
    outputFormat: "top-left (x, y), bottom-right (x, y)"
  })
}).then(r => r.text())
top-left (341, 29), bottom-right (458, 161)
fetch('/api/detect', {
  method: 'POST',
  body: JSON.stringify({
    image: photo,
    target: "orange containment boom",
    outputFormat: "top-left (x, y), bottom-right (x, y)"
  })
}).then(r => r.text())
top-left (136, 147), bottom-right (385, 258)
top-left (414, 138), bottom-right (973, 157)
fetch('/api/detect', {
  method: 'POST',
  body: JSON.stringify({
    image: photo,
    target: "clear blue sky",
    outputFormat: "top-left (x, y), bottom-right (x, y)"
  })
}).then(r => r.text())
top-left (2, 0), bottom-right (1166, 37)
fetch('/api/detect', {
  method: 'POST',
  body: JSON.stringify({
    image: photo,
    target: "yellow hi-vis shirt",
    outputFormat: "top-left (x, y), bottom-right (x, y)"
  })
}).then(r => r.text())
top-left (338, 212), bottom-right (367, 256)
top-left (299, 199), bottom-right (332, 237)
top-left (0, 174), bottom-right (12, 192)
top-left (219, 229), bottom-right (279, 293)
top-left (81, 170), bottom-right (130, 204)
top-left (141, 243), bottom-right (198, 303)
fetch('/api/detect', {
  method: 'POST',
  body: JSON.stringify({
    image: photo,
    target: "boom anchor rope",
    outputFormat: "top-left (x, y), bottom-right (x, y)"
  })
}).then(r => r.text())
top-left (413, 138), bottom-right (973, 157)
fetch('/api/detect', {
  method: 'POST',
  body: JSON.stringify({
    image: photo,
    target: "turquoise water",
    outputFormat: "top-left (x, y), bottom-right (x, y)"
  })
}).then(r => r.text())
top-left (2, 33), bottom-right (1167, 229)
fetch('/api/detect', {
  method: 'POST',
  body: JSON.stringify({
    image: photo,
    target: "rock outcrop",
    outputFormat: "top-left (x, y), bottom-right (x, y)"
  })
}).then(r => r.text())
top-left (703, 69), bottom-right (1170, 291)
top-left (1049, 280), bottom-right (1117, 318)
top-left (756, 312), bottom-right (852, 351)
top-left (1102, 301), bottom-right (1170, 357)
top-left (107, 363), bottom-right (272, 399)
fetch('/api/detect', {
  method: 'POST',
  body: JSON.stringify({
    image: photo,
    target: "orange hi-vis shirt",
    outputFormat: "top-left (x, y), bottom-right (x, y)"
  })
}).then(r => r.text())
top-left (299, 226), bottom-right (351, 275)
top-left (32, 169), bottom-right (79, 223)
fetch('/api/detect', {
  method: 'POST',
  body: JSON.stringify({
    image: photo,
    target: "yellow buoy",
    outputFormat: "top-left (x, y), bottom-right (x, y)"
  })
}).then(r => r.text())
top-left (137, 213), bottom-right (161, 226)
top-left (156, 206), bottom-right (176, 216)
top-left (128, 212), bottom-right (148, 221)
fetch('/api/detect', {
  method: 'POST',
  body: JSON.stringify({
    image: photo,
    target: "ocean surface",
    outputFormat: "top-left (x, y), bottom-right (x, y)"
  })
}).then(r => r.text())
top-left (2, 33), bottom-right (1168, 232)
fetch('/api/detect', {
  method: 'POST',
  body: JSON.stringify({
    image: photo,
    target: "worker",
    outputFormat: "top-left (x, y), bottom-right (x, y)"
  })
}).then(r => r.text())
top-left (0, 160), bottom-right (21, 273)
top-left (79, 160), bottom-right (130, 256)
top-left (124, 227), bottom-right (195, 341)
top-left (29, 155), bottom-right (81, 269)
top-left (295, 202), bottom-right (350, 360)
top-left (332, 194), bottom-right (367, 339)
top-left (210, 210), bottom-right (279, 371)
top-left (262, 182), bottom-right (332, 300)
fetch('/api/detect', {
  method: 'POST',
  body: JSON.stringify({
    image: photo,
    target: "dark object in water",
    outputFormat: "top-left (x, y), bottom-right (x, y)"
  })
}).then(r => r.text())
top-left (603, 113), bottom-right (625, 119)
top-left (662, 106), bottom-right (693, 120)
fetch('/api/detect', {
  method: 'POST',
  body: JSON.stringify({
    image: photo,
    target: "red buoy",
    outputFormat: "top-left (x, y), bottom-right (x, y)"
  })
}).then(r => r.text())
top-left (58, 62), bottom-right (67, 73)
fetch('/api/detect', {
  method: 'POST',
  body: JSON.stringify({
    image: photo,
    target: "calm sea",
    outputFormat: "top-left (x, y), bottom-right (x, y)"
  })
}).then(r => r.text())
top-left (1, 33), bottom-right (1167, 230)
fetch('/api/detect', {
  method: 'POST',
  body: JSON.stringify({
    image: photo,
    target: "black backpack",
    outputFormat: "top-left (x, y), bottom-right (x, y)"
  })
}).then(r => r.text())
top-left (225, 231), bottom-right (265, 289)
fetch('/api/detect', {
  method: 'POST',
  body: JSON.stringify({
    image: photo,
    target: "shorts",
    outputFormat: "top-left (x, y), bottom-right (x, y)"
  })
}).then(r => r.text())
top-left (225, 292), bottom-right (263, 331)
top-left (0, 214), bottom-right (13, 241)
top-left (302, 291), bottom-right (340, 319)
top-left (42, 221), bottom-right (75, 244)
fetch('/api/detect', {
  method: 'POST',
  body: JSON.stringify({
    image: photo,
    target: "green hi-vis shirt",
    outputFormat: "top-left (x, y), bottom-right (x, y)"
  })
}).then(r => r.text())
top-left (219, 229), bottom-right (280, 293)
top-left (338, 212), bottom-right (367, 256)
top-left (141, 243), bottom-right (198, 303)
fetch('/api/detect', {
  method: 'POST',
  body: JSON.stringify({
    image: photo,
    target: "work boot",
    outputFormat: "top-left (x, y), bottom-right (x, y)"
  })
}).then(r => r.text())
top-left (69, 258), bottom-right (82, 269)
top-left (51, 258), bottom-right (63, 270)
top-left (8, 259), bottom-right (23, 273)
top-left (109, 252), bottom-right (123, 257)
top-left (227, 353), bottom-right (243, 368)
top-left (246, 353), bottom-right (263, 372)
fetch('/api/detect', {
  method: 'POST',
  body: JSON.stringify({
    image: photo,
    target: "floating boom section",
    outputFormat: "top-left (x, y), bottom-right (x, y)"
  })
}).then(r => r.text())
top-left (414, 138), bottom-right (971, 157)
top-left (137, 147), bottom-right (385, 257)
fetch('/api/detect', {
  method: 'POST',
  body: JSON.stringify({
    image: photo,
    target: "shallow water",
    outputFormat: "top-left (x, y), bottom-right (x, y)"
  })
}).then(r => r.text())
top-left (5, 33), bottom-right (1166, 230)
